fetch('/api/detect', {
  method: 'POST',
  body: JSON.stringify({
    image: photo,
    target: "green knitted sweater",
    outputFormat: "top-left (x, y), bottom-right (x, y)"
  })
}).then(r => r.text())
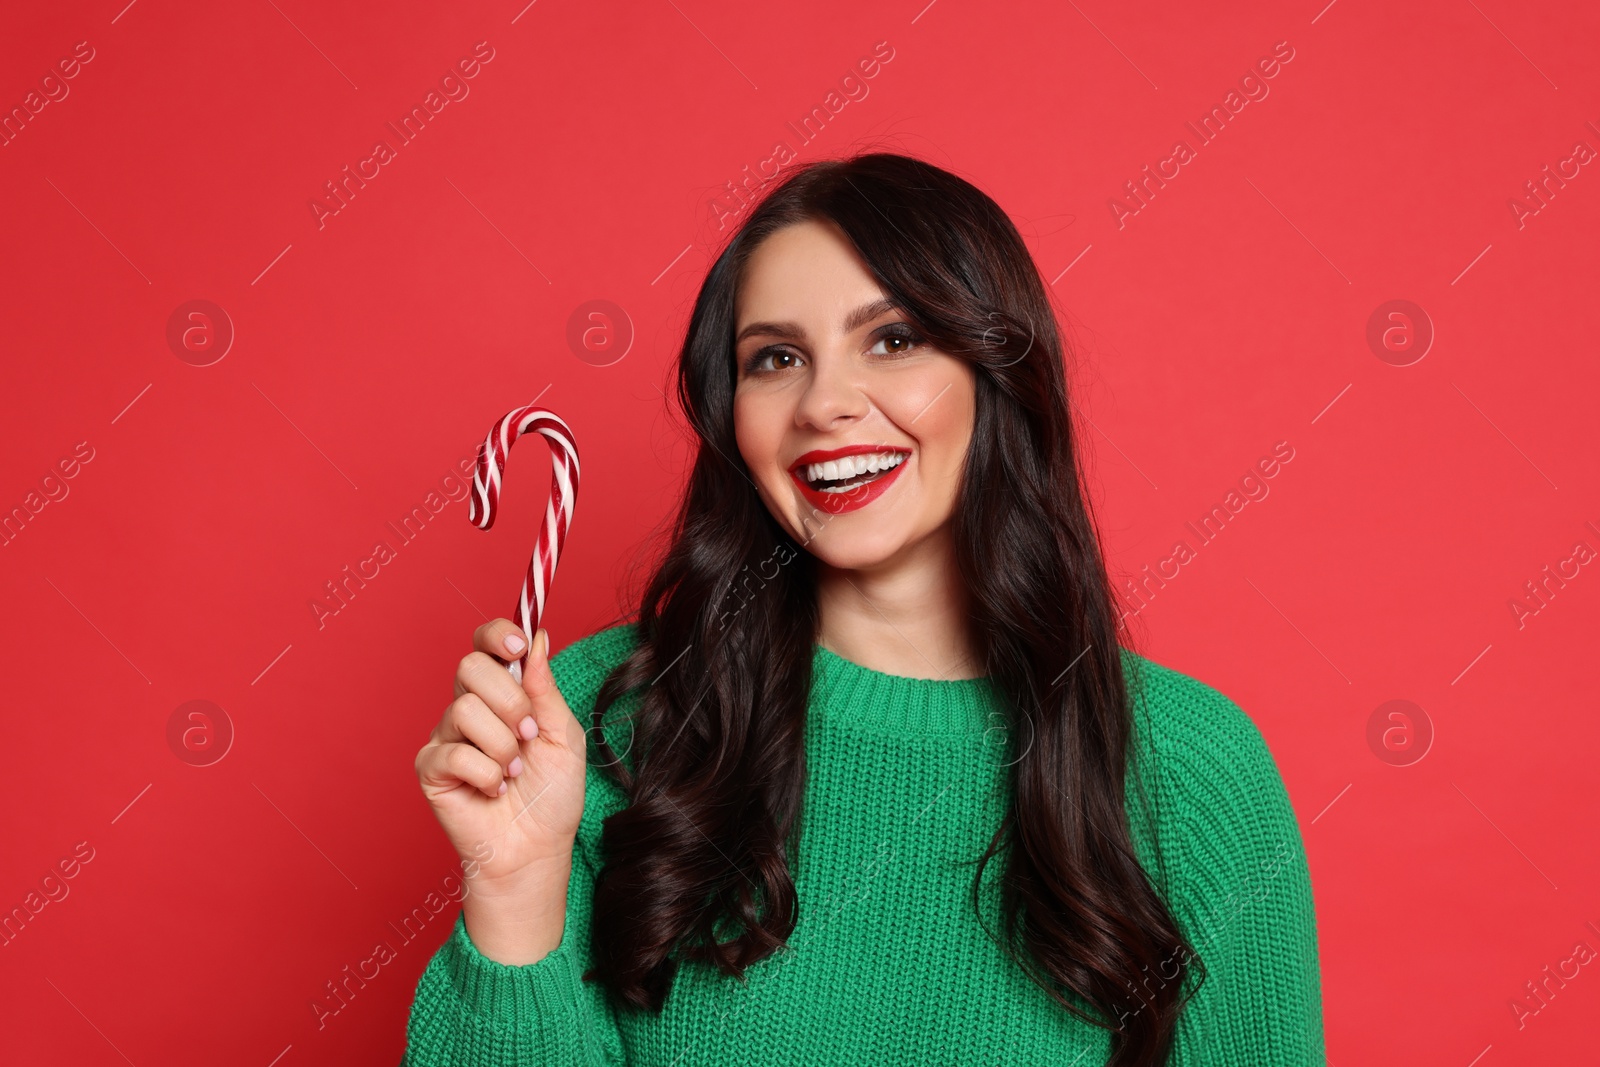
top-left (402, 623), bottom-right (1326, 1065)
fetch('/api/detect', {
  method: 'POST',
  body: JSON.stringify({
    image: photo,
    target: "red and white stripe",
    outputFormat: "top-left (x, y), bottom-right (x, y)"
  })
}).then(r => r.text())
top-left (468, 405), bottom-right (580, 683)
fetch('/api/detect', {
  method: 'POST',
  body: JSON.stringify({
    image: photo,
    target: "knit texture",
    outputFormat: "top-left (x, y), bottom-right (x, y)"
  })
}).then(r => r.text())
top-left (402, 624), bottom-right (1326, 1065)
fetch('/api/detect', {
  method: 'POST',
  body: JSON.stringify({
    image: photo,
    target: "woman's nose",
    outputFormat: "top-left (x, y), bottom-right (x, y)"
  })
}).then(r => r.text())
top-left (793, 350), bottom-right (868, 428)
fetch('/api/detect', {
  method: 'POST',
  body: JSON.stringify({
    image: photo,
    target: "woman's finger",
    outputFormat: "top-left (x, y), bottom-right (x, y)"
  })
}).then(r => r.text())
top-left (454, 650), bottom-right (535, 737)
top-left (416, 740), bottom-right (509, 799)
top-left (473, 617), bottom-right (530, 664)
top-left (518, 628), bottom-right (577, 744)
top-left (435, 692), bottom-right (523, 777)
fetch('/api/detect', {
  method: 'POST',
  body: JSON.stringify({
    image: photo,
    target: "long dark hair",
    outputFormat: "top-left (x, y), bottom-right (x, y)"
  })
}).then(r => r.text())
top-left (582, 151), bottom-right (1203, 1065)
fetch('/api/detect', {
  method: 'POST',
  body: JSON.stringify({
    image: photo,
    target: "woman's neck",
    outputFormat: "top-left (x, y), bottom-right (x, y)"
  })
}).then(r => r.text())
top-left (813, 528), bottom-right (982, 681)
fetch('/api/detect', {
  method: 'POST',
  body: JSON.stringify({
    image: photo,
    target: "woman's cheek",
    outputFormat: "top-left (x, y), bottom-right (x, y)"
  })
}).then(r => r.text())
top-left (888, 375), bottom-right (967, 444)
top-left (905, 366), bottom-right (975, 507)
top-left (735, 423), bottom-right (795, 532)
top-left (731, 400), bottom-right (765, 476)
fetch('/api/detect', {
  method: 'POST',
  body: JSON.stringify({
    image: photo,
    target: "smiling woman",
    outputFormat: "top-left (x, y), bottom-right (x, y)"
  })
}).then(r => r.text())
top-left (733, 224), bottom-right (974, 548)
top-left (404, 151), bottom-right (1326, 1067)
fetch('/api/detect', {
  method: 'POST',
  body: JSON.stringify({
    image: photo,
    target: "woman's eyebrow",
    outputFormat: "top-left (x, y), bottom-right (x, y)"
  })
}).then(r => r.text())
top-left (734, 297), bottom-right (900, 346)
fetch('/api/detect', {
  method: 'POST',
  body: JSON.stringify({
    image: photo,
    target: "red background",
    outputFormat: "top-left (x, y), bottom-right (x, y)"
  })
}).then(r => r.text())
top-left (2, 1), bottom-right (1596, 1063)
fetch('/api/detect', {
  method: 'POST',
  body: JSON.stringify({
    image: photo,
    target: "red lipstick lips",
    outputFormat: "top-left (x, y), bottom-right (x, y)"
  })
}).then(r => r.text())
top-left (788, 444), bottom-right (910, 515)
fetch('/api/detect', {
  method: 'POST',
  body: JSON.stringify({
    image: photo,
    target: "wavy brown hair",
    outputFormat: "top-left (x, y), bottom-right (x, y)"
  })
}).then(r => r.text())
top-left (580, 150), bottom-right (1204, 1065)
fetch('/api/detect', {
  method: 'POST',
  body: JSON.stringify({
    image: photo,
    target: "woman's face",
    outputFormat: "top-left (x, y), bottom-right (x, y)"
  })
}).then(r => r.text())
top-left (732, 219), bottom-right (976, 571)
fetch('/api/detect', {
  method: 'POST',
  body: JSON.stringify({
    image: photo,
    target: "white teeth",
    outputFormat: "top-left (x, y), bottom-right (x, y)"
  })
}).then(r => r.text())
top-left (803, 451), bottom-right (906, 487)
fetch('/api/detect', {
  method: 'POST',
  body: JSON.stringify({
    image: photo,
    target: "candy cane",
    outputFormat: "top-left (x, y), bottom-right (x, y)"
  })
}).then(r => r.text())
top-left (468, 405), bottom-right (580, 684)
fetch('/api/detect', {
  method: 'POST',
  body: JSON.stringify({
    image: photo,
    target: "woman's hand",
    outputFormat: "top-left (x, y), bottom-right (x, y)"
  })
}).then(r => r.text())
top-left (415, 619), bottom-right (589, 893)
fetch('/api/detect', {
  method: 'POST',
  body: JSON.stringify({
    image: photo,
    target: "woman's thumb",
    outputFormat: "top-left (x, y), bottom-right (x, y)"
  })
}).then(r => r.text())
top-left (520, 627), bottom-right (552, 699)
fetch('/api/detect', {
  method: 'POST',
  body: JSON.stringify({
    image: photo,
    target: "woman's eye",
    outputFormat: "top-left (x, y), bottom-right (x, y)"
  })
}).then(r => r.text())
top-left (868, 329), bottom-right (924, 357)
top-left (743, 327), bottom-right (923, 374)
top-left (743, 348), bottom-right (802, 374)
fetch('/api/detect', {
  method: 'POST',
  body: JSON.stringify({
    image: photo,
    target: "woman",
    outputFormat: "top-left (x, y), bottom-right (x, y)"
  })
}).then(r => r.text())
top-left (405, 152), bottom-right (1326, 1066)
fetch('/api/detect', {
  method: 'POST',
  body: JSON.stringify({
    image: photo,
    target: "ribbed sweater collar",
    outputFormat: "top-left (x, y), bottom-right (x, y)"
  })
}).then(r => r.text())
top-left (808, 641), bottom-right (1000, 736)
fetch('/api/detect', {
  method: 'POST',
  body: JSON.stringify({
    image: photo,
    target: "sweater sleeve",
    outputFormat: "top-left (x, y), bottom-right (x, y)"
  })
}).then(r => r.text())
top-left (1151, 682), bottom-right (1328, 1067)
top-left (400, 626), bottom-right (640, 1067)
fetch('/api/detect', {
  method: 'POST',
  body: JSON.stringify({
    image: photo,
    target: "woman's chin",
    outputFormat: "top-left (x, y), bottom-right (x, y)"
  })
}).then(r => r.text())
top-left (805, 530), bottom-right (916, 574)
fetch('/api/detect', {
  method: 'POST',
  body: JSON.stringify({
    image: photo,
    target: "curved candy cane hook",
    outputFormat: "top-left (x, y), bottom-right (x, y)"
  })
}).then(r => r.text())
top-left (468, 405), bottom-right (580, 684)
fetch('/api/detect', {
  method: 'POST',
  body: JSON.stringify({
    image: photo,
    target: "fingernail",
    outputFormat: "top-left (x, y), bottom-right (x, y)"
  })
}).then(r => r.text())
top-left (496, 780), bottom-right (507, 796)
top-left (537, 629), bottom-right (549, 659)
top-left (508, 757), bottom-right (523, 777)
top-left (504, 632), bottom-right (526, 655)
top-left (518, 716), bottom-right (538, 740)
